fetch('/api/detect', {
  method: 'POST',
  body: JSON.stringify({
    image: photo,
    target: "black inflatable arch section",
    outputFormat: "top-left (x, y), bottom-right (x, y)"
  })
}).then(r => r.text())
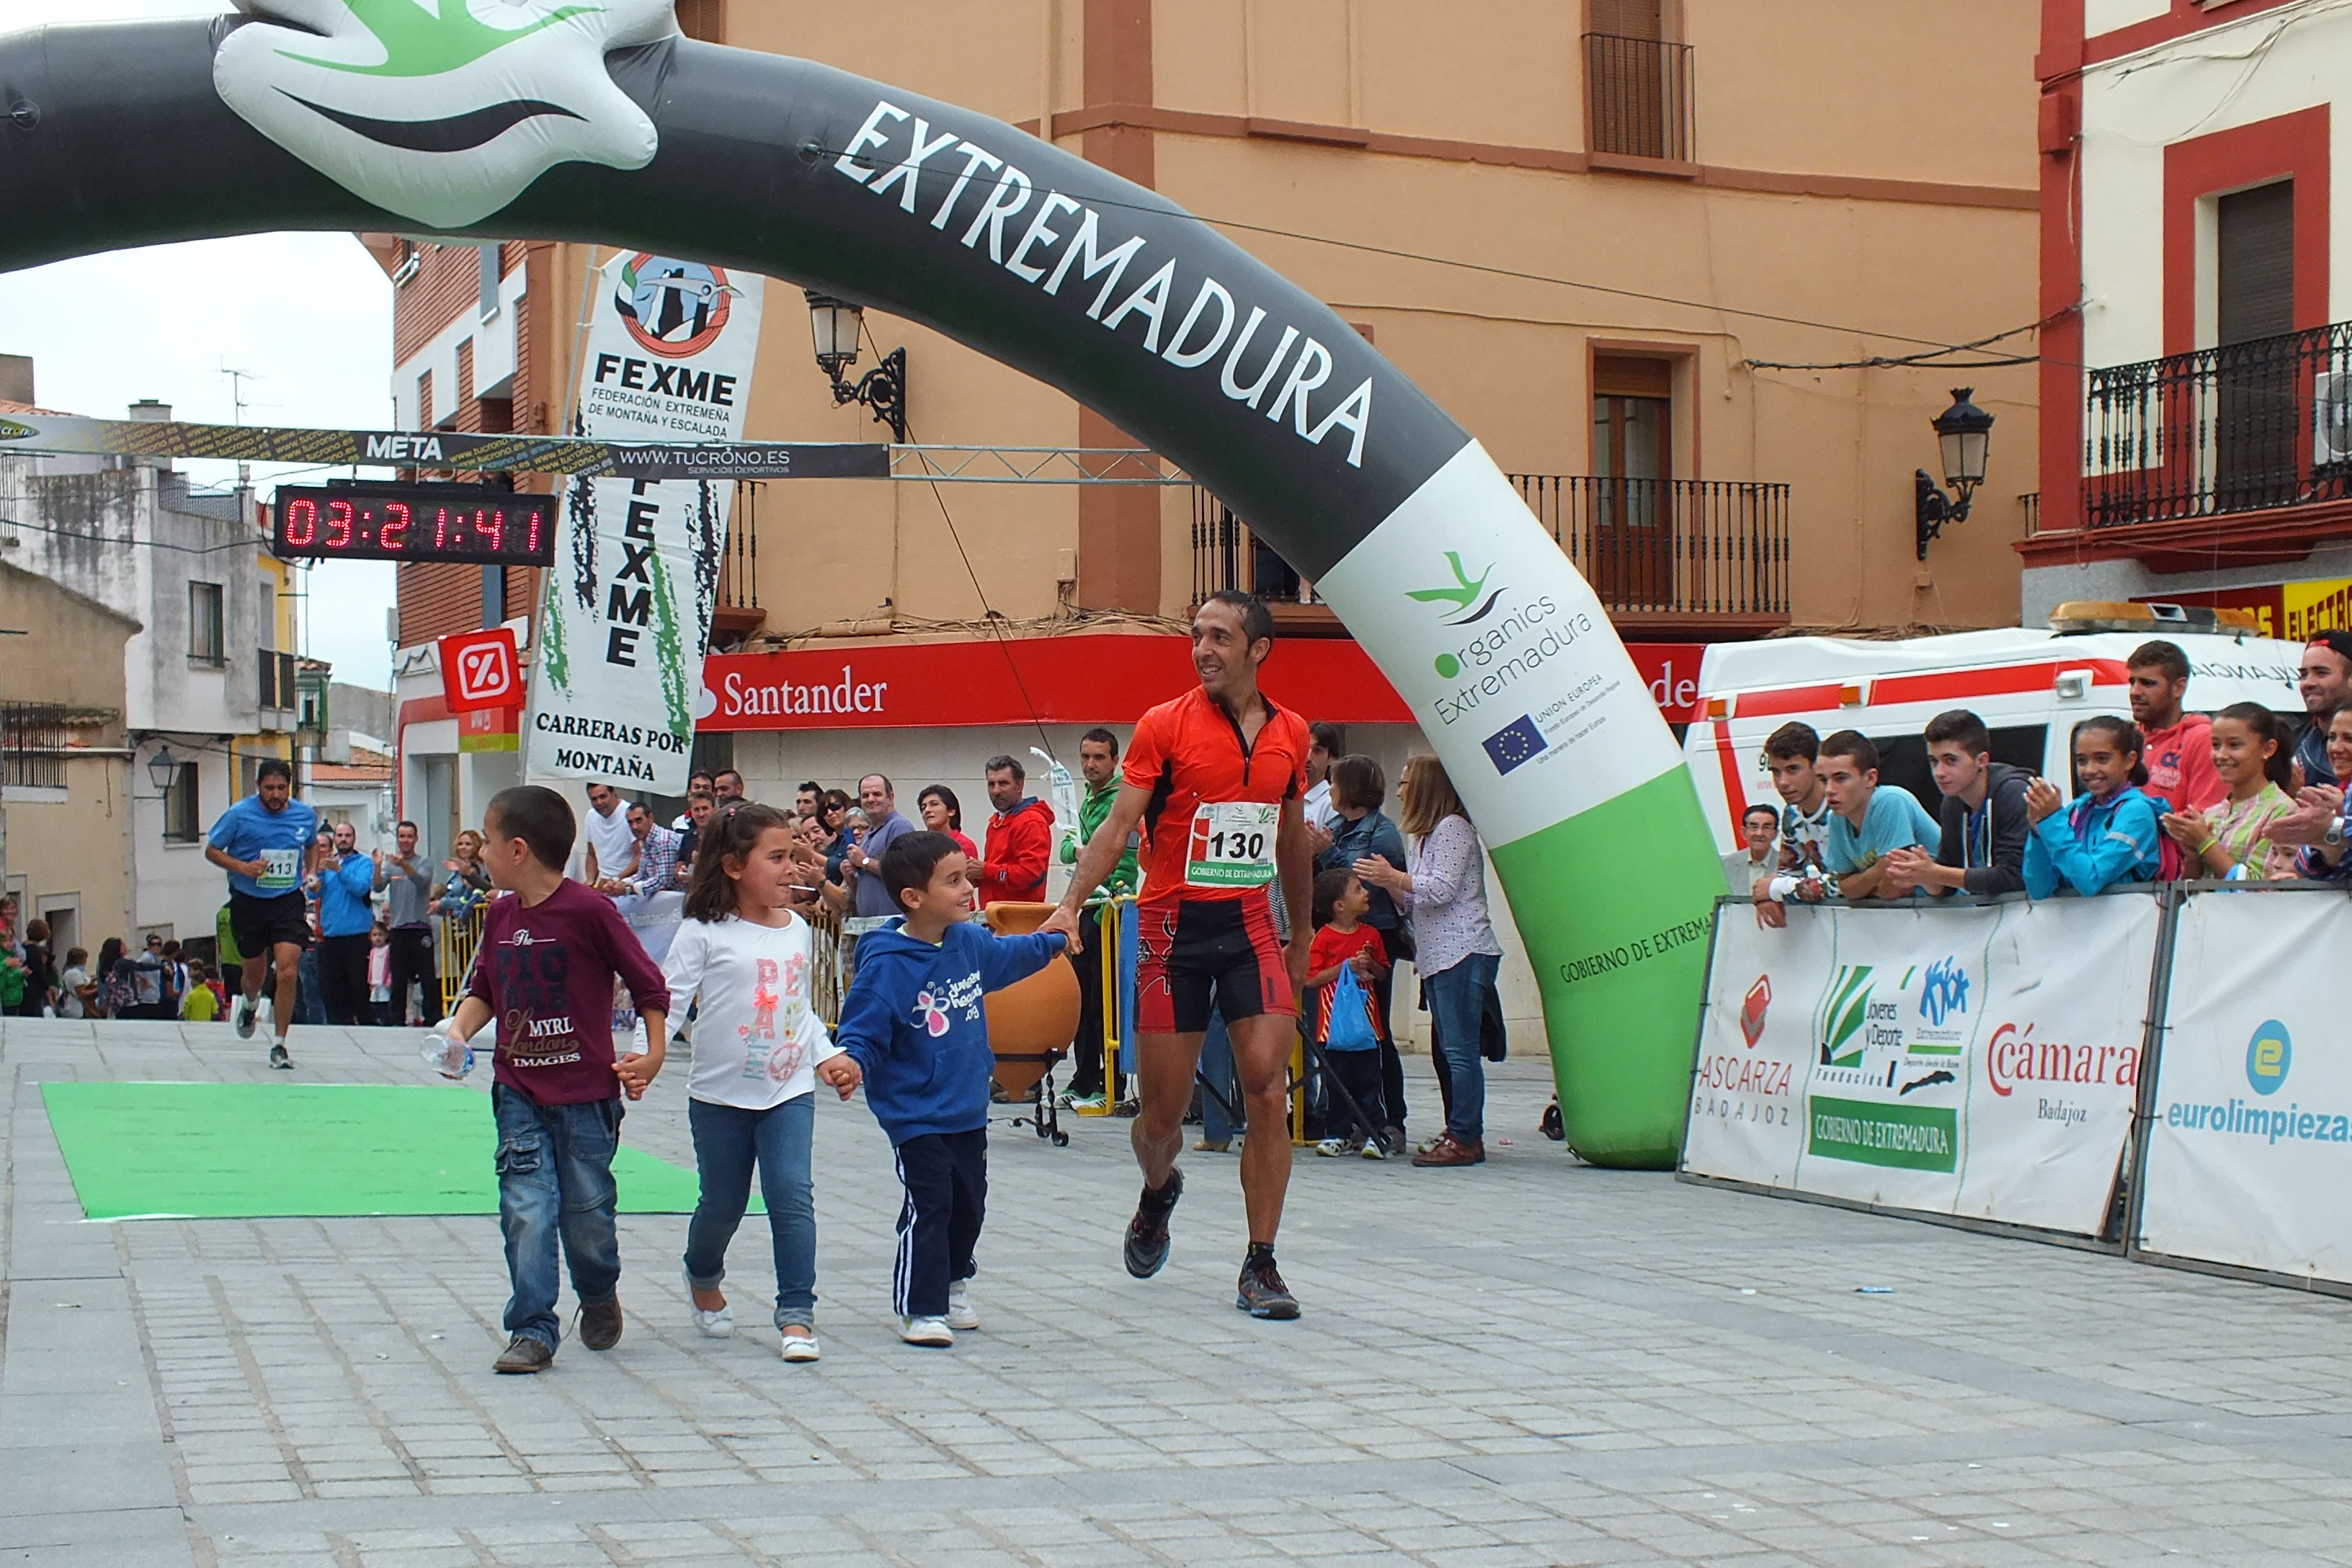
top-left (0, 14), bottom-right (1728, 1167)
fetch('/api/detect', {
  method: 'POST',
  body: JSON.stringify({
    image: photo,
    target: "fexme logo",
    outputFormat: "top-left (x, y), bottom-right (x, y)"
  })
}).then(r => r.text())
top-left (213, 0), bottom-right (675, 228)
top-left (834, 100), bottom-right (1373, 468)
top-left (613, 255), bottom-right (739, 360)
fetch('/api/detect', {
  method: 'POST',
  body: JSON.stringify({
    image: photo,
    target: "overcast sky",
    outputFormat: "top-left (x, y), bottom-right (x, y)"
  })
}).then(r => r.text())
top-left (0, 1), bottom-right (401, 692)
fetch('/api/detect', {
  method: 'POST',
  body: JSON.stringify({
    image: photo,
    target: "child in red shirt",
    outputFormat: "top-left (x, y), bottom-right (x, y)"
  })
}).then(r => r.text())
top-left (1307, 868), bottom-right (1391, 1159)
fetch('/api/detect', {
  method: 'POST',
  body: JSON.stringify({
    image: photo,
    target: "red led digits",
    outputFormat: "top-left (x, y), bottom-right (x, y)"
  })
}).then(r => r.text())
top-left (283, 496), bottom-right (317, 547)
top-left (380, 501), bottom-right (411, 550)
top-left (325, 498), bottom-right (355, 548)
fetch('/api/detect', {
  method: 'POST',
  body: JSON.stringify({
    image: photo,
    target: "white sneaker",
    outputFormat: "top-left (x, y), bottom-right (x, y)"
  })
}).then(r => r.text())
top-left (945, 1280), bottom-right (979, 1331)
top-left (899, 1315), bottom-right (955, 1348)
top-left (683, 1270), bottom-right (734, 1337)
top-left (1314, 1138), bottom-right (1349, 1157)
top-left (1360, 1139), bottom-right (1387, 1162)
top-left (778, 1329), bottom-right (820, 1363)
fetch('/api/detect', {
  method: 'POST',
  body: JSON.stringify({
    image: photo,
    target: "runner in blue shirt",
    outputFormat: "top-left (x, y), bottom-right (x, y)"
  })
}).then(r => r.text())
top-left (204, 758), bottom-right (321, 1068)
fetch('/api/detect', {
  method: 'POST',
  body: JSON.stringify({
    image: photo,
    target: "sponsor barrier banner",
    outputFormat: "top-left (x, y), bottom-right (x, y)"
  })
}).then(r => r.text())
top-left (1685, 894), bottom-right (2161, 1237)
top-left (525, 253), bottom-right (765, 793)
top-left (2137, 889), bottom-right (2352, 1283)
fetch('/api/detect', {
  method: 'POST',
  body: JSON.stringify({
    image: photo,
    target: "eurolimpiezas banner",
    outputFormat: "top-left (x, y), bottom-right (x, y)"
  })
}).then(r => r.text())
top-left (524, 253), bottom-right (765, 792)
top-left (1683, 894), bottom-right (2160, 1237)
top-left (2138, 890), bottom-right (2352, 1284)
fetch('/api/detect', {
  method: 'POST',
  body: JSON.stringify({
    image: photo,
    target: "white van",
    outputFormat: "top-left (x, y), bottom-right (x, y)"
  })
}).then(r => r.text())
top-left (1683, 604), bottom-right (2310, 850)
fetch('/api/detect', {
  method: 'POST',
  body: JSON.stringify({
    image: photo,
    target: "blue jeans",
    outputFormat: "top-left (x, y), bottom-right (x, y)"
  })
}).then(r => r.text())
top-left (683, 1095), bottom-right (817, 1329)
top-left (492, 1085), bottom-right (623, 1352)
top-left (1200, 1014), bottom-right (1242, 1144)
top-left (1425, 953), bottom-right (1500, 1144)
top-left (293, 947), bottom-right (326, 1025)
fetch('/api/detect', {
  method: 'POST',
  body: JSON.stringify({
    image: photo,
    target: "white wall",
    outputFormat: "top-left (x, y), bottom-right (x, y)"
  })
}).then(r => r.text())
top-left (2078, 1), bottom-right (2352, 373)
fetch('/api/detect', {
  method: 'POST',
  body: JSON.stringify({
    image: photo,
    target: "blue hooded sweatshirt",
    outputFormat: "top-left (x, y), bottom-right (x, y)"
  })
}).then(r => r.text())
top-left (316, 851), bottom-right (379, 938)
top-left (837, 917), bottom-right (1067, 1144)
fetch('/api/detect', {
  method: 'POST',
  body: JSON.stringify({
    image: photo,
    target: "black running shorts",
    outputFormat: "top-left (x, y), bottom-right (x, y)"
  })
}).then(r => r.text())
top-left (228, 889), bottom-right (311, 958)
top-left (1134, 896), bottom-right (1293, 1035)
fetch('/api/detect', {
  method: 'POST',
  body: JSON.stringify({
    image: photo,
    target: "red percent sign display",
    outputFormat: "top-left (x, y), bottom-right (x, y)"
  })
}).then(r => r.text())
top-left (438, 628), bottom-right (522, 716)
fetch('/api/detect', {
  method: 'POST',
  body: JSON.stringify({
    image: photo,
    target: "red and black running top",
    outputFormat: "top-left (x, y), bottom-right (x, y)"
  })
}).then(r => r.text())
top-left (1123, 685), bottom-right (1310, 908)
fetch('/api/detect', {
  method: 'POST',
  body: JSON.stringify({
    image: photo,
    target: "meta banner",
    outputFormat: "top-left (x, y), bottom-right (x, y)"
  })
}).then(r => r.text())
top-left (524, 253), bottom-right (765, 791)
top-left (696, 635), bottom-right (1709, 731)
top-left (1683, 892), bottom-right (2162, 1238)
top-left (2137, 891), bottom-right (2352, 1286)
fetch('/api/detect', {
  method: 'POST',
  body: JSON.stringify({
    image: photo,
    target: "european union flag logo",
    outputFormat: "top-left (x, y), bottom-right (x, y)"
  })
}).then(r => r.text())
top-left (1482, 714), bottom-right (1546, 775)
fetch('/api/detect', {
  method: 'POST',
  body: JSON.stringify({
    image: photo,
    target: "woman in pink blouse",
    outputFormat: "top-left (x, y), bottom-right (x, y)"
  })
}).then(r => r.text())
top-left (1354, 756), bottom-right (1502, 1167)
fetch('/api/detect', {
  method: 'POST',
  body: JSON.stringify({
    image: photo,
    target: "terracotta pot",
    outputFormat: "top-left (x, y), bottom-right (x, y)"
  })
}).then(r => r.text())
top-left (979, 902), bottom-right (1080, 1098)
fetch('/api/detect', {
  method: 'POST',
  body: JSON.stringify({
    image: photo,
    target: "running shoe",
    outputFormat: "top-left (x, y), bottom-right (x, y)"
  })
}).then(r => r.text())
top-left (1314, 1137), bottom-right (1355, 1157)
top-left (899, 1315), bottom-right (955, 1348)
top-left (268, 1043), bottom-right (292, 1071)
top-left (684, 1270), bottom-right (734, 1337)
top-left (1360, 1138), bottom-right (1387, 1162)
top-left (234, 997), bottom-right (257, 1039)
top-left (1123, 1167), bottom-right (1183, 1278)
top-left (945, 1279), bottom-right (979, 1331)
top-left (1235, 1255), bottom-right (1301, 1319)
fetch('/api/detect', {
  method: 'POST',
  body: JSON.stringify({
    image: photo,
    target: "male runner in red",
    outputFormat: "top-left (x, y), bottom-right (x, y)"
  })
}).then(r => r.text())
top-left (1043, 590), bottom-right (1314, 1318)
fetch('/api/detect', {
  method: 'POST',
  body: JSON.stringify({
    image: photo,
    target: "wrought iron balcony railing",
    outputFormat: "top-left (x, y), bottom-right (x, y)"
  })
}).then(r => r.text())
top-left (1, 702), bottom-right (68, 792)
top-left (1192, 476), bottom-right (1789, 620)
top-left (1585, 32), bottom-right (1694, 162)
top-left (2083, 319), bottom-right (2352, 527)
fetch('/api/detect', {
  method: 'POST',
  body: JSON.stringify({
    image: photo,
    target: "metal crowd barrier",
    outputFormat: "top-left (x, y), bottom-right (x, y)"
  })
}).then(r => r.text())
top-left (435, 904), bottom-right (486, 1018)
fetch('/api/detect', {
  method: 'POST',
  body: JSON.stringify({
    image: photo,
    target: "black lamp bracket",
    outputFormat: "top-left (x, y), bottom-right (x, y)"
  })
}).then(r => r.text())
top-left (828, 345), bottom-right (909, 445)
top-left (1915, 469), bottom-right (1975, 561)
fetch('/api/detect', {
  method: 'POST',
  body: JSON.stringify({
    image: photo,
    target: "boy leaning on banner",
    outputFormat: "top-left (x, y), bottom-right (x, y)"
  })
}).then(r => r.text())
top-left (820, 830), bottom-right (1067, 1348)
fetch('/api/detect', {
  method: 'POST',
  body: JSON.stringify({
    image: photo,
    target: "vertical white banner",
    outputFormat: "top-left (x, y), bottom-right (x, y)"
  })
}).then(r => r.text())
top-left (525, 252), bottom-right (764, 793)
top-left (1685, 894), bottom-right (2161, 1237)
top-left (2138, 891), bottom-right (2352, 1283)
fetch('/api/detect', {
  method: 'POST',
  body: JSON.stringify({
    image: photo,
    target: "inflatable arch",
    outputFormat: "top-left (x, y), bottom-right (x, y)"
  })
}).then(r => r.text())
top-left (0, 4), bottom-right (1727, 1167)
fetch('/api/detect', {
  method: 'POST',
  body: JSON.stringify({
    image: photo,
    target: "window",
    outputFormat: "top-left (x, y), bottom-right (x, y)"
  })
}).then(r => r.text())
top-left (189, 582), bottom-right (225, 664)
top-left (163, 757), bottom-right (201, 842)
top-left (2214, 179), bottom-right (2296, 509)
top-left (1585, 0), bottom-right (1693, 161)
top-left (478, 242), bottom-right (502, 320)
top-left (1872, 726), bottom-right (2048, 811)
top-left (1590, 355), bottom-right (1675, 605)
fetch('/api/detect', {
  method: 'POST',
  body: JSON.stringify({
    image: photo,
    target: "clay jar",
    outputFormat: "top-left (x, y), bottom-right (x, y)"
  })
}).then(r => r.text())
top-left (979, 901), bottom-right (1081, 1097)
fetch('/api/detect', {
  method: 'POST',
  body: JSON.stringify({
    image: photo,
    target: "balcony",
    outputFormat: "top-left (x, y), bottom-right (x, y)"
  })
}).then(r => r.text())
top-left (1191, 476), bottom-right (1789, 638)
top-left (713, 479), bottom-right (765, 646)
top-left (2073, 320), bottom-right (2352, 564)
top-left (1584, 32), bottom-right (1694, 166)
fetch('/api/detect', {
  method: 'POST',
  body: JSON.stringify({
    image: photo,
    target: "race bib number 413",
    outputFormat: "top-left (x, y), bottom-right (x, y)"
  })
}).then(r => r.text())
top-left (1187, 802), bottom-right (1278, 888)
top-left (257, 847), bottom-right (301, 891)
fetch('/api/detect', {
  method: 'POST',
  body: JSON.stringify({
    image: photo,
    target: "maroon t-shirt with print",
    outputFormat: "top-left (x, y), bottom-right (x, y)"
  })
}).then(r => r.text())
top-left (465, 879), bottom-right (670, 1105)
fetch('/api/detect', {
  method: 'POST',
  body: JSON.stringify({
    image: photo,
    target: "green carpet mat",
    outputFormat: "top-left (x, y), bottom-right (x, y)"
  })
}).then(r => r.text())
top-left (40, 1082), bottom-right (736, 1220)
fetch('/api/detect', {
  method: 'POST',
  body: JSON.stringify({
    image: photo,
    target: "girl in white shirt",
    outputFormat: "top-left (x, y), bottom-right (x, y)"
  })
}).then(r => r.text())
top-left (665, 802), bottom-right (855, 1363)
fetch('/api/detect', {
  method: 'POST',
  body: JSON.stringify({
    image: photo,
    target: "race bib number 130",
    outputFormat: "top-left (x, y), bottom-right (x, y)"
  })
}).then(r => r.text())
top-left (1187, 802), bottom-right (1278, 888)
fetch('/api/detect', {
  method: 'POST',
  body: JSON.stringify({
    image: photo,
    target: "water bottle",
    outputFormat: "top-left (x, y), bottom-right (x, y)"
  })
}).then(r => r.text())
top-left (420, 1020), bottom-right (474, 1081)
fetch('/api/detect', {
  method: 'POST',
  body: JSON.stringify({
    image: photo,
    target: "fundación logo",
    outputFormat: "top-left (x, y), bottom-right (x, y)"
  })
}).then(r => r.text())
top-left (2248, 1019), bottom-right (2291, 1096)
top-left (213, 0), bottom-right (678, 229)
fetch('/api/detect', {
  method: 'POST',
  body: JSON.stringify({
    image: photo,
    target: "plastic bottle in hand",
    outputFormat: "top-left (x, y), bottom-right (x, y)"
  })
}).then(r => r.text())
top-left (420, 1020), bottom-right (474, 1081)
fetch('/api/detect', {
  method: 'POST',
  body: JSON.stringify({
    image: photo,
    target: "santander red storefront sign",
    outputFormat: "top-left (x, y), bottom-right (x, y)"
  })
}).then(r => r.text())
top-left (698, 633), bottom-right (1708, 731)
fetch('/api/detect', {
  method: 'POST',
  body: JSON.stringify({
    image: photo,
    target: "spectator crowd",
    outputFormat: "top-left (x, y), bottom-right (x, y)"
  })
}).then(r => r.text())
top-left (1734, 634), bottom-right (2352, 920)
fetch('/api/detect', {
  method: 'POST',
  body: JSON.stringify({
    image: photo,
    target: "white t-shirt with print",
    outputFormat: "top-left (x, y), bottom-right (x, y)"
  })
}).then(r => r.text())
top-left (660, 912), bottom-right (841, 1110)
top-left (58, 965), bottom-right (89, 1019)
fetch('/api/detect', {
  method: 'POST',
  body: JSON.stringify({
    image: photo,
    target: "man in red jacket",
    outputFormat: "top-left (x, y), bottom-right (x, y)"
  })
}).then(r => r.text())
top-left (978, 755), bottom-right (1054, 907)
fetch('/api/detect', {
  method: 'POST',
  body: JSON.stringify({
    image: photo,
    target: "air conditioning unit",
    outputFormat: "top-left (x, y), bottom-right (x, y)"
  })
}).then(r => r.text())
top-left (2316, 369), bottom-right (2352, 470)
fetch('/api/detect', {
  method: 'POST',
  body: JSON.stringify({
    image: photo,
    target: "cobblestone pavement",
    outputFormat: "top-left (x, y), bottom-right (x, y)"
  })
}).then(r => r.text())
top-left (5, 1017), bottom-right (2351, 1566)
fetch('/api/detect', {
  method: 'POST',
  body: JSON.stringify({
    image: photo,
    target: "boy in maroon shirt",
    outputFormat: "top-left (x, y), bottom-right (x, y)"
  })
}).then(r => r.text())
top-left (445, 786), bottom-right (669, 1376)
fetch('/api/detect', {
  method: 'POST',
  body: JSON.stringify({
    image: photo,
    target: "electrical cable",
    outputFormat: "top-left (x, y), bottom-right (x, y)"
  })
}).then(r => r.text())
top-left (813, 142), bottom-right (2056, 356)
top-left (865, 318), bottom-right (1061, 760)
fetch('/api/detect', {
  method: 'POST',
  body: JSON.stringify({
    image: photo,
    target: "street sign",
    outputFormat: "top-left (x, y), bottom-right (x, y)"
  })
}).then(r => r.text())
top-left (437, 628), bottom-right (522, 715)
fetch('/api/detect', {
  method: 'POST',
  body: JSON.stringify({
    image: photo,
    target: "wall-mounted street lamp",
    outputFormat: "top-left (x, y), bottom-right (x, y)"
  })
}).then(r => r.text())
top-left (146, 745), bottom-right (182, 793)
top-left (1915, 386), bottom-right (1995, 561)
top-left (805, 290), bottom-right (909, 443)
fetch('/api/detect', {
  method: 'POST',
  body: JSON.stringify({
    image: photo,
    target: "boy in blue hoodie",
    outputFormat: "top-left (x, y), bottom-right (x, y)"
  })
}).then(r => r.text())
top-left (817, 830), bottom-right (1066, 1347)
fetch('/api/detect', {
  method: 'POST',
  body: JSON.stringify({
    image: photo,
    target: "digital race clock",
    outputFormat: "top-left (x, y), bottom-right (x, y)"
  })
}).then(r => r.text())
top-left (270, 481), bottom-right (558, 566)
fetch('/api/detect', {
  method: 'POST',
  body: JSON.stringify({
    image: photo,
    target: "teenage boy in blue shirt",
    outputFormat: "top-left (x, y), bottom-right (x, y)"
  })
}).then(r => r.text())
top-left (1788, 730), bottom-right (1941, 902)
top-left (818, 831), bottom-right (1066, 1348)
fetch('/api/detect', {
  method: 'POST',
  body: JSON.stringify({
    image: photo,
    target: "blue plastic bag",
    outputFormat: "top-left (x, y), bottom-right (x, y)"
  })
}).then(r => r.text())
top-left (1325, 963), bottom-right (1378, 1053)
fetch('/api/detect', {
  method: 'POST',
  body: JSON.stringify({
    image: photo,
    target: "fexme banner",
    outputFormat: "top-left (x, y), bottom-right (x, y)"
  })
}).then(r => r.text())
top-left (525, 254), bottom-right (765, 792)
top-left (1684, 894), bottom-right (2162, 1237)
top-left (698, 634), bottom-right (1710, 729)
top-left (2137, 891), bottom-right (2352, 1284)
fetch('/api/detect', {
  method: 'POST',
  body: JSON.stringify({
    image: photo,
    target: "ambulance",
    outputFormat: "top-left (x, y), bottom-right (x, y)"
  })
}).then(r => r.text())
top-left (1683, 602), bottom-right (2311, 850)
